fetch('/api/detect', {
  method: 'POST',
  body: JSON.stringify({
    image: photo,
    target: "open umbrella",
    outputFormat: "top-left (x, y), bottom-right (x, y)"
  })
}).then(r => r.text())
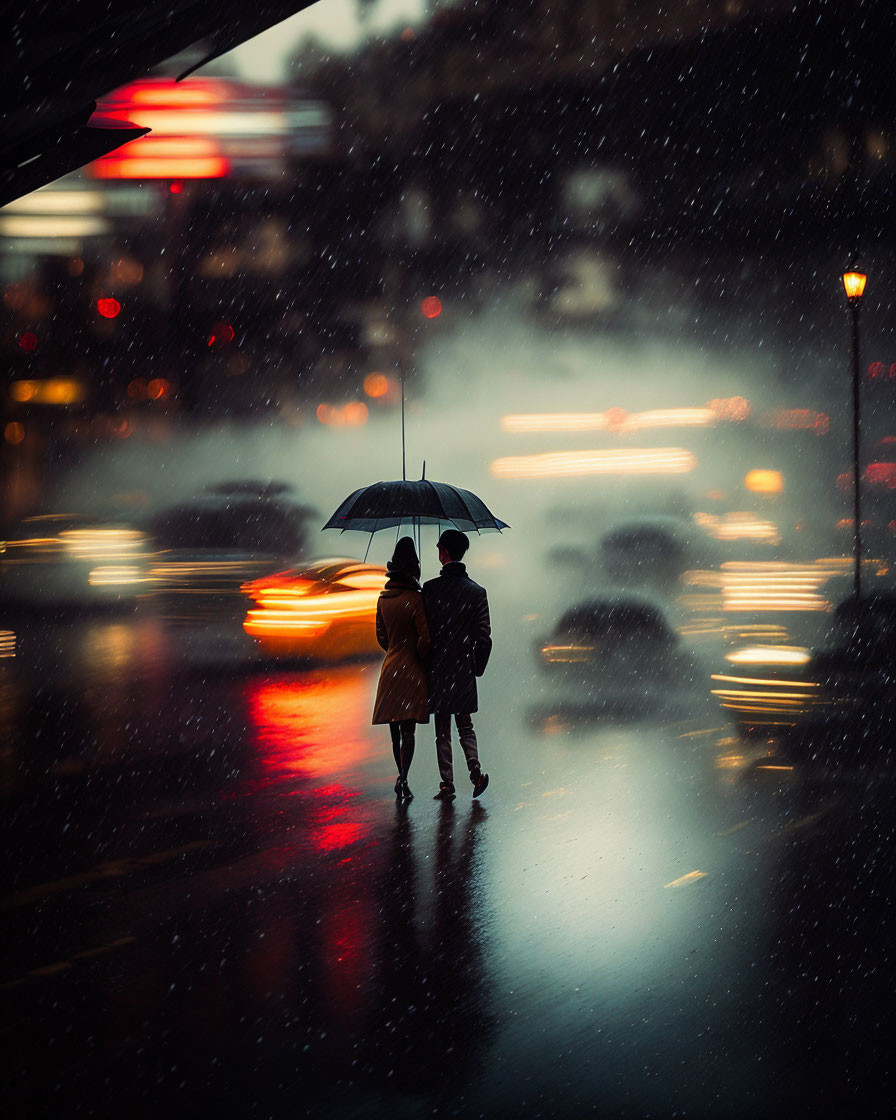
top-left (322, 474), bottom-right (509, 535)
top-left (322, 353), bottom-right (508, 548)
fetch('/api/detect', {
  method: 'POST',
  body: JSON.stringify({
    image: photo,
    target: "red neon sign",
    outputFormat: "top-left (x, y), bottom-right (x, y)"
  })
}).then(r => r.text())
top-left (89, 80), bottom-right (233, 180)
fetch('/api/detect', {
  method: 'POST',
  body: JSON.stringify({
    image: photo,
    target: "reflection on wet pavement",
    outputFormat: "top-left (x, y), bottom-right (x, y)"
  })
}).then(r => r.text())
top-left (2, 616), bottom-right (894, 1117)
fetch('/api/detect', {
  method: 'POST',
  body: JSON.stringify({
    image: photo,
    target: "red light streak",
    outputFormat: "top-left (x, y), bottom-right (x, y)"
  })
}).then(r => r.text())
top-left (762, 408), bottom-right (830, 434)
top-left (88, 78), bottom-right (282, 180)
top-left (92, 130), bottom-right (230, 181)
top-left (126, 82), bottom-right (225, 108)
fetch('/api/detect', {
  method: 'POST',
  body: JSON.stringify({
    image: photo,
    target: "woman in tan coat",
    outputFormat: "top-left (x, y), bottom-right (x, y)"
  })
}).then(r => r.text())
top-left (372, 536), bottom-right (431, 800)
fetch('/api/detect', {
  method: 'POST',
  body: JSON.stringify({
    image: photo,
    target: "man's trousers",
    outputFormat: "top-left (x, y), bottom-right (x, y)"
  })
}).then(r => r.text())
top-left (434, 711), bottom-right (479, 787)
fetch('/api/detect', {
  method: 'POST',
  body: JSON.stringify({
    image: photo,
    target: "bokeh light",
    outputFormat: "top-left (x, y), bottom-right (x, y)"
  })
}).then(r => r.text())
top-left (208, 322), bottom-right (236, 347)
top-left (363, 372), bottom-right (389, 398)
top-left (708, 396), bottom-right (751, 421)
top-left (147, 378), bottom-right (170, 400)
top-left (317, 402), bottom-right (368, 427)
top-left (744, 469), bottom-right (783, 494)
top-left (96, 297), bottom-right (121, 319)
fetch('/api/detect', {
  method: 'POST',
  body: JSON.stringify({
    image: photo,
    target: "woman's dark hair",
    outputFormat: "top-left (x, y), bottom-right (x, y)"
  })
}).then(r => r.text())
top-left (388, 535), bottom-right (420, 580)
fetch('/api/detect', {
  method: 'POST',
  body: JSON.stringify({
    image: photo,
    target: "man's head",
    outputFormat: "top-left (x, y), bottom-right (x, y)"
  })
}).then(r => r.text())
top-left (437, 528), bottom-right (470, 565)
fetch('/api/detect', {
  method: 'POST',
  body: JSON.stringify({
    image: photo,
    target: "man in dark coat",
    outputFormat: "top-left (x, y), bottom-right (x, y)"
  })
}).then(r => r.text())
top-left (422, 529), bottom-right (491, 800)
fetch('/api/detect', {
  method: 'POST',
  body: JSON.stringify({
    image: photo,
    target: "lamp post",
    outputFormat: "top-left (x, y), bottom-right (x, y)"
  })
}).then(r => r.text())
top-left (842, 266), bottom-right (867, 597)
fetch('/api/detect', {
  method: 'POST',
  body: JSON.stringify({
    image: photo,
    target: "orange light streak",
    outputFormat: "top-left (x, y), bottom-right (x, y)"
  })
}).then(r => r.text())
top-left (114, 81), bottom-right (225, 109)
top-left (94, 157), bottom-right (230, 180)
top-left (664, 871), bottom-right (708, 888)
top-left (711, 673), bottom-right (819, 689)
top-left (243, 577), bottom-right (384, 660)
top-left (540, 644), bottom-right (596, 662)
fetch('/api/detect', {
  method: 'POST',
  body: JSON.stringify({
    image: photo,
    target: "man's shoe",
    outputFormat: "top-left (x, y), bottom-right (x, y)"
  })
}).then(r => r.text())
top-left (433, 783), bottom-right (456, 801)
top-left (394, 775), bottom-right (403, 795)
top-left (471, 768), bottom-right (489, 798)
top-left (399, 778), bottom-right (413, 801)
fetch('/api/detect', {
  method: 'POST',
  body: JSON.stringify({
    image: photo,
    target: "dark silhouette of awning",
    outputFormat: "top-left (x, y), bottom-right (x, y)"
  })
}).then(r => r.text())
top-left (2, 1), bottom-right (317, 206)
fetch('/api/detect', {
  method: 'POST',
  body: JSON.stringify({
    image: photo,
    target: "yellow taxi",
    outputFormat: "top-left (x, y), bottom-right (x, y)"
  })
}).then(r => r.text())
top-left (242, 558), bottom-right (387, 661)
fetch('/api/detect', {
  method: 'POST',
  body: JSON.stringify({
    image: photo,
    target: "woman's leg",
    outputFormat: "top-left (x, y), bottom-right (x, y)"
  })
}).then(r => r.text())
top-left (399, 720), bottom-right (416, 779)
top-left (389, 722), bottom-right (402, 772)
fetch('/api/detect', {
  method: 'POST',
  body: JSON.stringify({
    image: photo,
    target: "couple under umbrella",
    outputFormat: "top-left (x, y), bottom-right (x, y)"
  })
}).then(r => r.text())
top-left (324, 470), bottom-right (508, 801)
top-left (371, 529), bottom-right (492, 802)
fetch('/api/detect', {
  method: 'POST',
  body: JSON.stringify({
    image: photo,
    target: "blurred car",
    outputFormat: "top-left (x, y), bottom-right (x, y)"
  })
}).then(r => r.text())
top-left (0, 513), bottom-right (150, 610)
top-left (148, 550), bottom-right (285, 618)
top-left (534, 596), bottom-right (695, 718)
top-left (601, 517), bottom-right (693, 589)
top-left (143, 481), bottom-right (311, 664)
top-left (710, 641), bottom-right (819, 739)
top-left (242, 558), bottom-right (387, 661)
top-left (147, 480), bottom-right (309, 557)
top-left (782, 592), bottom-right (896, 766)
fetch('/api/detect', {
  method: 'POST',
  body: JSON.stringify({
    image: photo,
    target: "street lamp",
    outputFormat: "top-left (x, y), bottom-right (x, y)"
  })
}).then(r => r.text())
top-left (842, 265), bottom-right (867, 597)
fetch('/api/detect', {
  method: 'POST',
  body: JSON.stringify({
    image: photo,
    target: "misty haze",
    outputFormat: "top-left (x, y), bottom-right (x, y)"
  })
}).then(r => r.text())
top-left (4, 2), bottom-right (896, 1118)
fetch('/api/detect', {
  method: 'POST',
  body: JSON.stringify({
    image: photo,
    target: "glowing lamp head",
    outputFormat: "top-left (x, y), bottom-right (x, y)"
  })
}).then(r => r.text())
top-left (842, 270), bottom-right (867, 302)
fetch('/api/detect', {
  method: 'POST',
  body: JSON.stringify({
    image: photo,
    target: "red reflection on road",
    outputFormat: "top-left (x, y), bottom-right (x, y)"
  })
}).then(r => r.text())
top-left (321, 903), bottom-right (371, 1025)
top-left (247, 667), bottom-right (378, 783)
top-left (244, 668), bottom-right (382, 867)
top-left (315, 821), bottom-right (367, 850)
top-left (244, 669), bottom-right (382, 1026)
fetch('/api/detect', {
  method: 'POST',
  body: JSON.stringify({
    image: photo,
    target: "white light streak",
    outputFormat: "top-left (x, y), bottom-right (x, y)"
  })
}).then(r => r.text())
top-left (490, 448), bottom-right (697, 479)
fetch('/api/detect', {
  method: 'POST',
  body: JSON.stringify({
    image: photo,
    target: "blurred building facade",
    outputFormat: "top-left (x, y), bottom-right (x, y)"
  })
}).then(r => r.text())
top-left (2, 0), bottom-right (894, 526)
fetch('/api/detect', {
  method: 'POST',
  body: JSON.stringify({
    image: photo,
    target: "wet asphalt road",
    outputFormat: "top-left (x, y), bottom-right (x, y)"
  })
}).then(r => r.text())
top-left (2, 606), bottom-right (894, 1120)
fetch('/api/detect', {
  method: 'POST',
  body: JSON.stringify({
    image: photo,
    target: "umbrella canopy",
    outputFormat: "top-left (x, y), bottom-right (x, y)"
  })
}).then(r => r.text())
top-left (322, 479), bottom-right (509, 535)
